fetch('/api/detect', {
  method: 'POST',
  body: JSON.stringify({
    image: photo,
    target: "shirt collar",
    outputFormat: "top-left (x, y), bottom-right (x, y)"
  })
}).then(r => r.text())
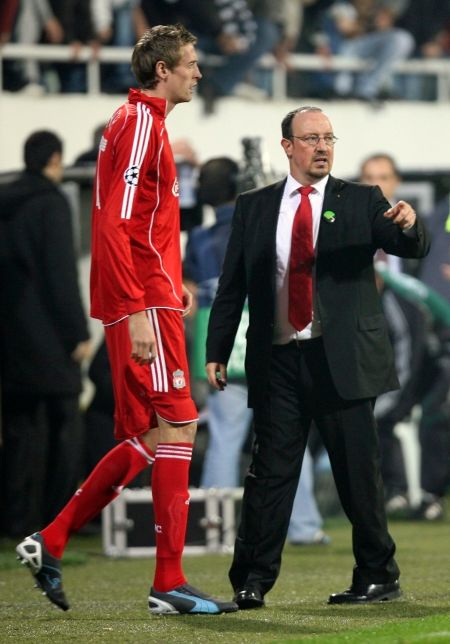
top-left (127, 89), bottom-right (167, 118)
top-left (286, 173), bottom-right (330, 198)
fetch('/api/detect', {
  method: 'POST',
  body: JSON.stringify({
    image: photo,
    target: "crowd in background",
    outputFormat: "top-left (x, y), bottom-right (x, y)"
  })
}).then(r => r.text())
top-left (0, 0), bottom-right (449, 544)
top-left (0, 119), bottom-right (449, 540)
top-left (0, 0), bottom-right (450, 109)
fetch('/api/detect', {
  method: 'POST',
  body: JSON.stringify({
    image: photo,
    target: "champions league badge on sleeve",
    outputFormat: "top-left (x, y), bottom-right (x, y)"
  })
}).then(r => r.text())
top-left (124, 165), bottom-right (140, 186)
top-left (172, 369), bottom-right (186, 389)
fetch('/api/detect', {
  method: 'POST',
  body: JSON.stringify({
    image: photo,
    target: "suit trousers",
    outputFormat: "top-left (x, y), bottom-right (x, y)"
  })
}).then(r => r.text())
top-left (229, 337), bottom-right (400, 596)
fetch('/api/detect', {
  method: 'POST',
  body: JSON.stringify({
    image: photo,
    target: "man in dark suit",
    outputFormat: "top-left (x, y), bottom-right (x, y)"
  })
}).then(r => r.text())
top-left (0, 130), bottom-right (91, 537)
top-left (205, 106), bottom-right (430, 608)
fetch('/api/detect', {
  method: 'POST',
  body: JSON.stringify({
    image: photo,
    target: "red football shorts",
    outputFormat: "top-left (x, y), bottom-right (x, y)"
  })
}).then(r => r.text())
top-left (104, 308), bottom-right (198, 440)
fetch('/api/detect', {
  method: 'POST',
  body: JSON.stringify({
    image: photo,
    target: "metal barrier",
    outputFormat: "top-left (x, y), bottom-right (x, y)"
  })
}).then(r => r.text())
top-left (1, 43), bottom-right (450, 100)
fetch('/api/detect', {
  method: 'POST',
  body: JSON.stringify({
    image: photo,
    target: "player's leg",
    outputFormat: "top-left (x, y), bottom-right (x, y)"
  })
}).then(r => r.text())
top-left (145, 309), bottom-right (237, 615)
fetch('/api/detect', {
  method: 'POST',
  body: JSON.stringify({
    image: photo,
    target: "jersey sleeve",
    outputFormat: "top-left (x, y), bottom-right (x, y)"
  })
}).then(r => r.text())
top-left (91, 106), bottom-right (155, 322)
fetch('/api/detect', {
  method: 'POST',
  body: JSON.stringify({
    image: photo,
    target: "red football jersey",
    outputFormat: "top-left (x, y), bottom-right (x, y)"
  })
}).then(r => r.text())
top-left (90, 90), bottom-right (183, 325)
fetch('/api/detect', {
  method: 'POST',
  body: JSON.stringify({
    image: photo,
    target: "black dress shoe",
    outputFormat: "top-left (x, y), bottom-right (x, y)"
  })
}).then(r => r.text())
top-left (233, 587), bottom-right (265, 610)
top-left (328, 580), bottom-right (401, 604)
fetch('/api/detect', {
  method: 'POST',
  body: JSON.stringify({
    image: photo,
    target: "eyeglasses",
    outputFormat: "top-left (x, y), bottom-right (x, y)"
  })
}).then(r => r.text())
top-left (290, 134), bottom-right (338, 147)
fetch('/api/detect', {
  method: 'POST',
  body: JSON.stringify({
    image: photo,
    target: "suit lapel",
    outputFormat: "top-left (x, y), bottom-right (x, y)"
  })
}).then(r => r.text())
top-left (318, 175), bottom-right (347, 249)
top-left (322, 175), bottom-right (346, 218)
top-left (254, 178), bottom-right (286, 258)
top-left (257, 178), bottom-right (286, 300)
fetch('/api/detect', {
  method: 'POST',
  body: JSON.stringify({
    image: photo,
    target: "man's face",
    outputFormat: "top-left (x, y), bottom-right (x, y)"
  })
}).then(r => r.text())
top-left (360, 157), bottom-right (399, 202)
top-left (166, 44), bottom-right (202, 105)
top-left (281, 111), bottom-right (335, 185)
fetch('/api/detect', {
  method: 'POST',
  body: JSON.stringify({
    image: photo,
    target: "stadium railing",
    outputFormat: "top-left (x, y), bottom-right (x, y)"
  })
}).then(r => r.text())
top-left (1, 43), bottom-right (450, 101)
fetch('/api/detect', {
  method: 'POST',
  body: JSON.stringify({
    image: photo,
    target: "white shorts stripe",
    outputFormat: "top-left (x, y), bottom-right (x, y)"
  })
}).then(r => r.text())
top-left (147, 310), bottom-right (168, 393)
top-left (151, 309), bottom-right (169, 392)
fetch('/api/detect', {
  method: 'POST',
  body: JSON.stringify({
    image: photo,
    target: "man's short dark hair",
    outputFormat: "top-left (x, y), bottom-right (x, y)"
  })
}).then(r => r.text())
top-left (24, 130), bottom-right (63, 173)
top-left (132, 24), bottom-right (197, 90)
top-left (360, 153), bottom-right (401, 179)
top-left (198, 157), bottom-right (239, 207)
top-left (281, 106), bottom-right (323, 139)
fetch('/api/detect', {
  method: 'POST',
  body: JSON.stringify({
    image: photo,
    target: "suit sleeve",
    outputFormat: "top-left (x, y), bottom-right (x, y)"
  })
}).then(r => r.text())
top-left (369, 185), bottom-right (431, 259)
top-left (206, 196), bottom-right (247, 364)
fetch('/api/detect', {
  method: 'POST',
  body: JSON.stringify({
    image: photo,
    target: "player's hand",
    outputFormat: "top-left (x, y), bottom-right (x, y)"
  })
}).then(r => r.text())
top-left (128, 310), bottom-right (157, 365)
top-left (181, 283), bottom-right (194, 318)
top-left (384, 200), bottom-right (416, 230)
top-left (71, 339), bottom-right (93, 363)
top-left (206, 362), bottom-right (227, 391)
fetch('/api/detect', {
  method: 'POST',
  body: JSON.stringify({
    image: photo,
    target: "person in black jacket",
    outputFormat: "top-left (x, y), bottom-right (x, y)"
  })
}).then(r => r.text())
top-left (205, 106), bottom-right (430, 608)
top-left (0, 130), bottom-right (91, 538)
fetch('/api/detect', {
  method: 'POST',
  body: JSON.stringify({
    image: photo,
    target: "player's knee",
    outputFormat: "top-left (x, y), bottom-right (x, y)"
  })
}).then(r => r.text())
top-left (158, 420), bottom-right (197, 443)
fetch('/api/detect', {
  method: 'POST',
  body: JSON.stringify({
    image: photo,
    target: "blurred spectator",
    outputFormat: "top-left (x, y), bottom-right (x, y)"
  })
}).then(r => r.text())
top-left (171, 138), bottom-right (203, 232)
top-left (91, 0), bottom-right (138, 93)
top-left (358, 153), bottom-right (428, 512)
top-left (138, 0), bottom-right (286, 113)
top-left (184, 156), bottom-right (253, 487)
top-left (0, 0), bottom-right (19, 44)
top-left (0, 130), bottom-right (91, 537)
top-left (0, 0), bottom-right (19, 89)
top-left (397, 0), bottom-right (450, 100)
top-left (375, 264), bottom-right (450, 521)
top-left (83, 339), bottom-right (115, 474)
top-left (359, 153), bottom-right (403, 272)
top-left (287, 446), bottom-right (331, 545)
top-left (9, 0), bottom-right (64, 93)
top-left (73, 122), bottom-right (106, 166)
top-left (245, 0), bottom-right (303, 97)
top-left (414, 190), bottom-right (450, 519)
top-left (374, 266), bottom-right (428, 512)
top-left (47, 0), bottom-right (99, 92)
top-left (321, 0), bottom-right (414, 102)
top-left (284, 2), bottom-right (331, 97)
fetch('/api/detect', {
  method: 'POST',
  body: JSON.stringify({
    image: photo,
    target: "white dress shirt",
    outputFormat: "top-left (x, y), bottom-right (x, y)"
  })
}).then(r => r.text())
top-left (273, 173), bottom-right (329, 344)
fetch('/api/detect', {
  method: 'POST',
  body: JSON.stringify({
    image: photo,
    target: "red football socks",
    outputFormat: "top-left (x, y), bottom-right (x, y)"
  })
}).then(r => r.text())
top-left (41, 437), bottom-right (154, 559)
top-left (151, 442), bottom-right (193, 592)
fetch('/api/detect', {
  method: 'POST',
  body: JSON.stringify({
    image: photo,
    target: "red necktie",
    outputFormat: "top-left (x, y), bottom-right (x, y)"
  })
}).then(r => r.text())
top-left (288, 186), bottom-right (314, 331)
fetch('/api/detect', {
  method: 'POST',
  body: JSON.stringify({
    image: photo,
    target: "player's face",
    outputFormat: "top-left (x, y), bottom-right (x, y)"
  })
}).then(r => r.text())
top-left (166, 44), bottom-right (202, 105)
top-left (281, 111), bottom-right (334, 185)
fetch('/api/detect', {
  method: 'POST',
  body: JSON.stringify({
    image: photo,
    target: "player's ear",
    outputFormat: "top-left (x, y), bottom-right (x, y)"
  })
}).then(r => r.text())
top-left (155, 60), bottom-right (169, 81)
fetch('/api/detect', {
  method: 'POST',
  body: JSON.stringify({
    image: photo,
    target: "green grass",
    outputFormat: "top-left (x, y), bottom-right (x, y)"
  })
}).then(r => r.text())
top-left (1, 517), bottom-right (449, 643)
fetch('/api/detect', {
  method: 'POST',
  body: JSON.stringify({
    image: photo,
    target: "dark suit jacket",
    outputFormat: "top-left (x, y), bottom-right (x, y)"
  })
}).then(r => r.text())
top-left (206, 175), bottom-right (431, 407)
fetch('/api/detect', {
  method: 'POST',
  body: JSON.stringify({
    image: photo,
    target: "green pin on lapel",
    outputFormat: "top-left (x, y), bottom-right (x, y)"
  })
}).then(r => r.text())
top-left (323, 210), bottom-right (336, 223)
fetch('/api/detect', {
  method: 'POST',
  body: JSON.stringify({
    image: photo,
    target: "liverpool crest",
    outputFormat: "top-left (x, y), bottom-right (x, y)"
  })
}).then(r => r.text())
top-left (172, 369), bottom-right (186, 389)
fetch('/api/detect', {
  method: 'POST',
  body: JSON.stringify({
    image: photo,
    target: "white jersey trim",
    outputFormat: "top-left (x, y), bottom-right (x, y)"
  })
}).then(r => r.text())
top-left (99, 306), bottom-right (184, 327)
top-left (156, 413), bottom-right (199, 424)
top-left (147, 131), bottom-right (183, 306)
top-left (121, 102), bottom-right (153, 220)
